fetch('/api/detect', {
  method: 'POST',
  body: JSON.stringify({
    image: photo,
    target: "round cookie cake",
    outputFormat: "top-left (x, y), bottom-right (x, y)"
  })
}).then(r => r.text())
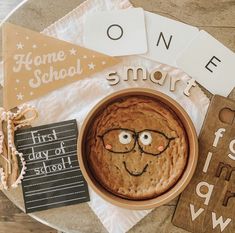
top-left (86, 96), bottom-right (188, 200)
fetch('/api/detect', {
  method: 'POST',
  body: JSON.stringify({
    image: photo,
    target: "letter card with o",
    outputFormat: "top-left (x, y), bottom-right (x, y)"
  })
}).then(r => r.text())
top-left (2, 23), bottom-right (120, 110)
top-left (173, 95), bottom-right (235, 233)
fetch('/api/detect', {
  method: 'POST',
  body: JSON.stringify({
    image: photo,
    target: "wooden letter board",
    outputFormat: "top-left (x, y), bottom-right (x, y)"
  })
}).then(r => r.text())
top-left (173, 95), bottom-right (235, 233)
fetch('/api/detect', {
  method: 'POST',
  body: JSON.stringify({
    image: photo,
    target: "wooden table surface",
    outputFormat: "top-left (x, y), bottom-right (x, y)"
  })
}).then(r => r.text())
top-left (0, 0), bottom-right (23, 22)
top-left (0, 0), bottom-right (235, 233)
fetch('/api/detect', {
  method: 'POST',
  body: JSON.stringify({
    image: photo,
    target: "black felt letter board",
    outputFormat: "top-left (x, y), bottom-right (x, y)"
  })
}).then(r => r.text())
top-left (15, 119), bottom-right (90, 213)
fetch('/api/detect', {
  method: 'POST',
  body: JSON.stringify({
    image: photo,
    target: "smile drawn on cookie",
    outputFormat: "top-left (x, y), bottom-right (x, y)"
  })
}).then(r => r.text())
top-left (123, 161), bottom-right (148, 177)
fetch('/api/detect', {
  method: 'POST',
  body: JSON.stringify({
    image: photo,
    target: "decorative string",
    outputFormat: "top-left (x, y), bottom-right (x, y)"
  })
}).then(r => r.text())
top-left (0, 109), bottom-right (8, 190)
top-left (0, 104), bottom-right (38, 189)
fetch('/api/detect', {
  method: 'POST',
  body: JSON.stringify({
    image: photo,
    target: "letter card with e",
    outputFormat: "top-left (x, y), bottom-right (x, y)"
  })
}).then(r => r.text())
top-left (176, 31), bottom-right (235, 96)
top-left (173, 95), bottom-right (235, 233)
top-left (14, 119), bottom-right (90, 213)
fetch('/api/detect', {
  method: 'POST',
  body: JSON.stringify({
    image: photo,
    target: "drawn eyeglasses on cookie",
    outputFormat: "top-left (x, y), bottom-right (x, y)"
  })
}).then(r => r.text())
top-left (98, 128), bottom-right (176, 156)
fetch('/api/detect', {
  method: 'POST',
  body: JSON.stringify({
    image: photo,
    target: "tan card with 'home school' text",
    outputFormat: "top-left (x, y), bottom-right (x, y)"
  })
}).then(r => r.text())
top-left (2, 23), bottom-right (120, 110)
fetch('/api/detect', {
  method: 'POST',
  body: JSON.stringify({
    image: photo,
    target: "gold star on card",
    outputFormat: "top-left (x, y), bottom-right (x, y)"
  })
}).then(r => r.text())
top-left (2, 23), bottom-right (120, 110)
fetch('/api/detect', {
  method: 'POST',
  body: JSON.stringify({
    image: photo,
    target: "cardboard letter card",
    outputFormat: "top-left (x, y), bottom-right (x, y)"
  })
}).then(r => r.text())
top-left (173, 95), bottom-right (235, 233)
top-left (84, 8), bottom-right (147, 56)
top-left (15, 119), bottom-right (90, 213)
top-left (143, 11), bottom-right (199, 67)
top-left (177, 31), bottom-right (235, 96)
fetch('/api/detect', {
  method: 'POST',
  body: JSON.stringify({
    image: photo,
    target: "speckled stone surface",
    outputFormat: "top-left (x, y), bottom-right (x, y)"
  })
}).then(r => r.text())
top-left (0, 0), bottom-right (235, 232)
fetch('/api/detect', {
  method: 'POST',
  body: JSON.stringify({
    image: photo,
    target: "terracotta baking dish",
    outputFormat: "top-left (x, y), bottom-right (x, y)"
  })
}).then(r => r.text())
top-left (78, 88), bottom-right (198, 210)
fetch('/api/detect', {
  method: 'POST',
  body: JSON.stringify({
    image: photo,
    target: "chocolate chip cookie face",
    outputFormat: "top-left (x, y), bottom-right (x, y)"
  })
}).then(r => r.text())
top-left (99, 128), bottom-right (176, 176)
top-left (87, 96), bottom-right (188, 200)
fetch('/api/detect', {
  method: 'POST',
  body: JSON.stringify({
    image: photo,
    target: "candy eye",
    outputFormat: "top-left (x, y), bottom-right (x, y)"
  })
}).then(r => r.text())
top-left (139, 131), bottom-right (152, 145)
top-left (119, 131), bottom-right (132, 144)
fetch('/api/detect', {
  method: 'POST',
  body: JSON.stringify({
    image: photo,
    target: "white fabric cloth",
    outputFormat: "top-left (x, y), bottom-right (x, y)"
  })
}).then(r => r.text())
top-left (0, 0), bottom-right (210, 232)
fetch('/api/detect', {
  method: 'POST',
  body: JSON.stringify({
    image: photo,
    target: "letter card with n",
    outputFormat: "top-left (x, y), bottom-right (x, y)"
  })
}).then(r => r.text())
top-left (142, 11), bottom-right (199, 67)
top-left (173, 95), bottom-right (235, 233)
